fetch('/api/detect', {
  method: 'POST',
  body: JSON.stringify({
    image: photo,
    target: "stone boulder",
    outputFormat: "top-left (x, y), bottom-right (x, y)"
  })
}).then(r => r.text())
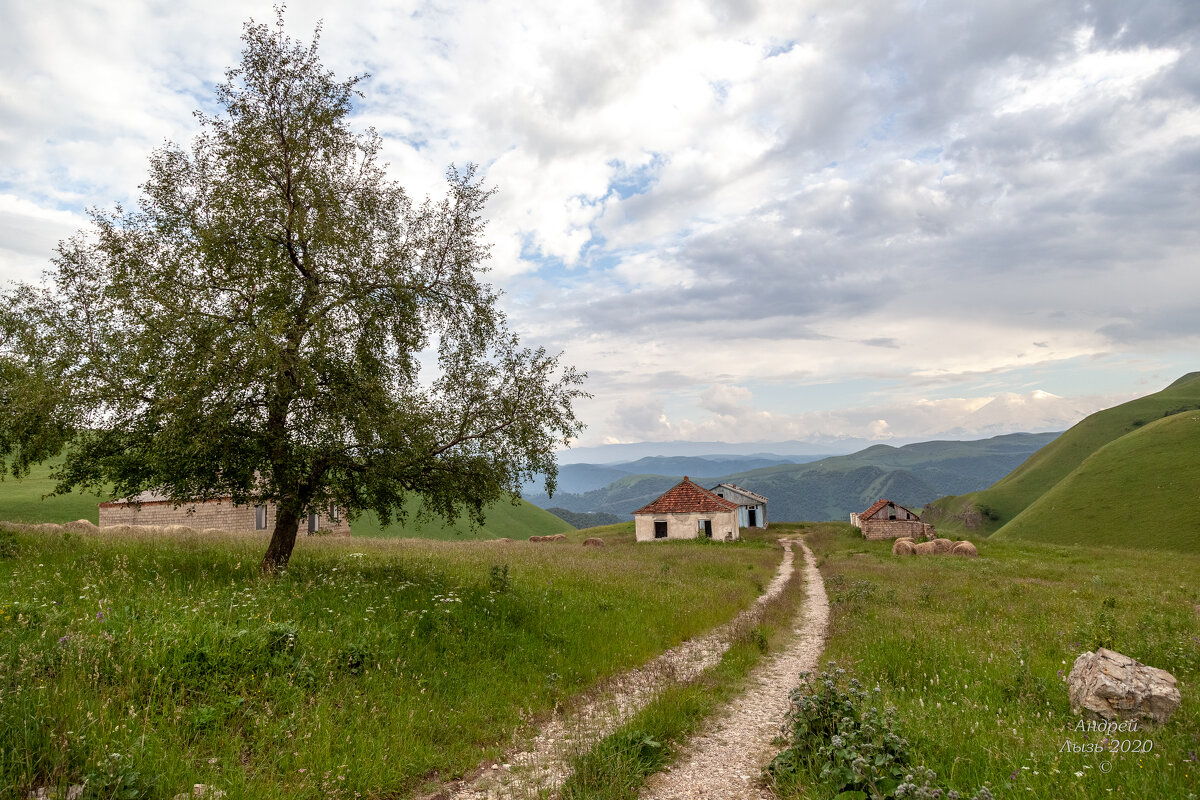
top-left (583, 537), bottom-right (605, 548)
top-left (1067, 648), bottom-right (1181, 724)
top-left (950, 541), bottom-right (978, 557)
top-left (892, 539), bottom-right (915, 556)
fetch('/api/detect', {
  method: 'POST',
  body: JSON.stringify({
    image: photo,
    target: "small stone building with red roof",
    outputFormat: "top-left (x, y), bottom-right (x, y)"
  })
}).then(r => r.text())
top-left (633, 477), bottom-right (741, 542)
top-left (850, 498), bottom-right (934, 540)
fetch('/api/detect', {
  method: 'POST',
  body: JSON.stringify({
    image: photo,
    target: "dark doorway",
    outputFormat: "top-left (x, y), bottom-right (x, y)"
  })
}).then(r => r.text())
top-left (654, 520), bottom-right (668, 539)
top-left (702, 519), bottom-right (713, 538)
top-left (748, 508), bottom-right (757, 527)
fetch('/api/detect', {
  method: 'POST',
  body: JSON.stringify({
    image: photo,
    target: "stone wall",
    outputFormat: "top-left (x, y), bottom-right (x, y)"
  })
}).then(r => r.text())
top-left (98, 498), bottom-right (352, 536)
top-left (860, 518), bottom-right (935, 541)
top-left (634, 509), bottom-right (740, 542)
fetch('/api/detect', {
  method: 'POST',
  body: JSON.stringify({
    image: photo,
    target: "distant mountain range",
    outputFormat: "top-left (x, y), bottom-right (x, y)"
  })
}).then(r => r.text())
top-left (525, 432), bottom-right (1061, 523)
top-left (524, 454), bottom-right (828, 495)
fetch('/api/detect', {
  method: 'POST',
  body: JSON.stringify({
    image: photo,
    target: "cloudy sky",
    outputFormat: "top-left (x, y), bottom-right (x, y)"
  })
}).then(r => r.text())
top-left (3, 0), bottom-right (1198, 450)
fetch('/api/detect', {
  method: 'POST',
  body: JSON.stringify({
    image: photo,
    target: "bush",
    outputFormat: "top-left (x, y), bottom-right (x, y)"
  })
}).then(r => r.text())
top-left (768, 666), bottom-right (993, 800)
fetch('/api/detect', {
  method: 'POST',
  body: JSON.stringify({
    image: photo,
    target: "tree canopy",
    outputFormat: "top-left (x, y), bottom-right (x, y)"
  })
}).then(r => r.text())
top-left (0, 13), bottom-right (587, 571)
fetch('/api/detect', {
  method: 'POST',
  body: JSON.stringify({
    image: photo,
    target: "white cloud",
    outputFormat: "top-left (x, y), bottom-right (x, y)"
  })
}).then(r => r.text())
top-left (2, 0), bottom-right (1198, 447)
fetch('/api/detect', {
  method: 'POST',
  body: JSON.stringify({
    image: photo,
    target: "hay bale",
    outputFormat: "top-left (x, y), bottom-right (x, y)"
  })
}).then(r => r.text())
top-left (551, 533), bottom-right (567, 542)
top-left (163, 525), bottom-right (198, 535)
top-left (931, 538), bottom-right (954, 554)
top-left (894, 536), bottom-right (914, 546)
top-left (63, 519), bottom-right (98, 532)
top-left (583, 537), bottom-right (605, 548)
top-left (495, 537), bottom-right (513, 543)
top-left (951, 540), bottom-right (978, 557)
top-left (913, 541), bottom-right (938, 555)
top-left (529, 535), bottom-right (546, 542)
top-left (892, 539), bottom-right (915, 555)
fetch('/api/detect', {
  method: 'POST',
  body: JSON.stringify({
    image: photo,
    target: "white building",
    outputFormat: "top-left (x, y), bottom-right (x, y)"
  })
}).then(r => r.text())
top-left (633, 477), bottom-right (741, 542)
top-left (710, 483), bottom-right (768, 528)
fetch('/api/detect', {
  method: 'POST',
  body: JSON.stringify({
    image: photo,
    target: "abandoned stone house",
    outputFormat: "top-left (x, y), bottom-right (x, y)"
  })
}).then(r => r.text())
top-left (709, 483), bottom-right (768, 528)
top-left (632, 477), bottom-right (740, 542)
top-left (850, 498), bottom-right (934, 540)
top-left (97, 491), bottom-right (352, 536)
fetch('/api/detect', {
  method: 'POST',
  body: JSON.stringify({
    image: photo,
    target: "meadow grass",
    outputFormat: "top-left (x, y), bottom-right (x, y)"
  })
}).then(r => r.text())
top-left (774, 523), bottom-right (1200, 799)
top-left (0, 523), bottom-right (780, 799)
top-left (347, 496), bottom-right (573, 540)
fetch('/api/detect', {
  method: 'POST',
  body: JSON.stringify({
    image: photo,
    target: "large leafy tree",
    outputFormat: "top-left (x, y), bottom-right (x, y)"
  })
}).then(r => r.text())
top-left (0, 14), bottom-right (586, 571)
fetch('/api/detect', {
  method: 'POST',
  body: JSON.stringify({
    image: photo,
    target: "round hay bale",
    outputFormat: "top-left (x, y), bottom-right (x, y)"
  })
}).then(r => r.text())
top-left (892, 539), bottom-right (916, 556)
top-left (951, 540), bottom-right (978, 557)
top-left (551, 533), bottom-right (567, 542)
top-left (931, 538), bottom-right (954, 554)
top-left (163, 525), bottom-right (197, 535)
top-left (495, 537), bottom-right (513, 543)
top-left (583, 537), bottom-right (605, 548)
top-left (913, 541), bottom-right (938, 555)
top-left (529, 535), bottom-right (546, 542)
top-left (63, 519), bottom-right (98, 532)
top-left (894, 536), bottom-right (915, 546)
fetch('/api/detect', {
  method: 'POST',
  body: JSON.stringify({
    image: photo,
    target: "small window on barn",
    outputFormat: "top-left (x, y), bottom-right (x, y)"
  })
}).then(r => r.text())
top-left (254, 504), bottom-right (268, 531)
top-left (654, 520), bottom-right (668, 539)
top-left (329, 504), bottom-right (340, 522)
top-left (307, 513), bottom-right (319, 534)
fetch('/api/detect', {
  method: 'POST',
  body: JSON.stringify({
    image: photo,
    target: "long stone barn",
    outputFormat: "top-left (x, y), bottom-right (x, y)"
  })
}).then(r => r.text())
top-left (633, 477), bottom-right (741, 542)
top-left (98, 491), bottom-right (351, 536)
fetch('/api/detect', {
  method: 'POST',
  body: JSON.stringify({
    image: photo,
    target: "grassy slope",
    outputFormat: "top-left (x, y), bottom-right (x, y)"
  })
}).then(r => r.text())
top-left (783, 524), bottom-right (1200, 800)
top-left (927, 371), bottom-right (1200, 536)
top-left (0, 459), bottom-right (104, 524)
top-left (0, 459), bottom-right (572, 540)
top-left (994, 412), bottom-right (1200, 551)
top-left (350, 497), bottom-right (574, 540)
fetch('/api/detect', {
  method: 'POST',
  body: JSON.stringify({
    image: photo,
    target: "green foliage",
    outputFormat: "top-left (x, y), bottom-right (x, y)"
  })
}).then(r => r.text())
top-left (0, 10), bottom-right (586, 571)
top-left (81, 751), bottom-right (155, 800)
top-left (769, 667), bottom-right (913, 798)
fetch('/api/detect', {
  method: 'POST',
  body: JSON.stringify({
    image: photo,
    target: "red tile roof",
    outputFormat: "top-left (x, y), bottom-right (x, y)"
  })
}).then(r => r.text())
top-left (860, 499), bottom-right (920, 521)
top-left (634, 477), bottom-right (740, 515)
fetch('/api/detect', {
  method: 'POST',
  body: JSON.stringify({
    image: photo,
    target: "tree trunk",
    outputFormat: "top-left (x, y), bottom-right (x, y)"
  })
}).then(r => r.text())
top-left (261, 503), bottom-right (302, 573)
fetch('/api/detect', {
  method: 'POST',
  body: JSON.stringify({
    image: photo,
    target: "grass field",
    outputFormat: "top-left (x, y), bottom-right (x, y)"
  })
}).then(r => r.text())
top-left (0, 457), bottom-right (572, 540)
top-left (996, 412), bottom-right (1200, 551)
top-left (772, 523), bottom-right (1200, 800)
top-left (926, 371), bottom-right (1200, 537)
top-left (0, 523), bottom-right (780, 799)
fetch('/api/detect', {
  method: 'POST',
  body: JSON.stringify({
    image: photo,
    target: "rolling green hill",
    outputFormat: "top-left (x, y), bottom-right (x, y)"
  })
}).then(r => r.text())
top-left (925, 372), bottom-right (1200, 535)
top-left (992, 411), bottom-right (1200, 551)
top-left (0, 458), bottom-right (570, 540)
